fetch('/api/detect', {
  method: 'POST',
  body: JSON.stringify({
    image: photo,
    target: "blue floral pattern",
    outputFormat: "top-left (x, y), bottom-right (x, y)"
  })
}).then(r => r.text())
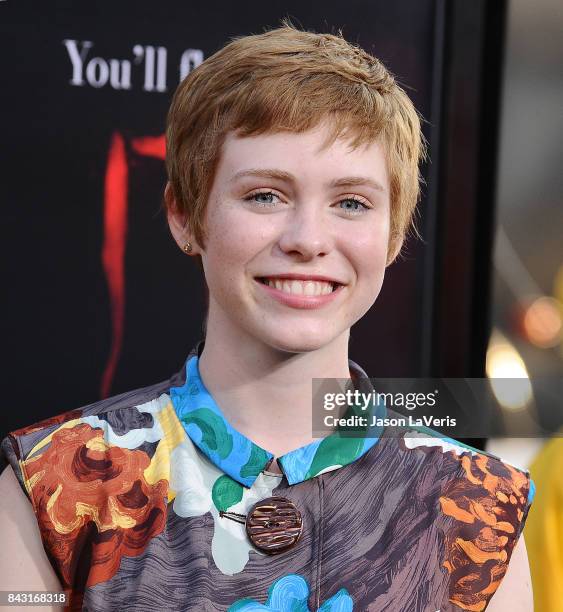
top-left (227, 574), bottom-right (353, 611)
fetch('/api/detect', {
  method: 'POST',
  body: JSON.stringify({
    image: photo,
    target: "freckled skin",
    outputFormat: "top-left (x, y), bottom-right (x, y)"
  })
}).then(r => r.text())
top-left (169, 120), bottom-right (392, 355)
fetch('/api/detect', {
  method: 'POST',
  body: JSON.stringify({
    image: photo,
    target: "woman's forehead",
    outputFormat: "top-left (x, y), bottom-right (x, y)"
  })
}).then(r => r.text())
top-left (217, 127), bottom-right (389, 187)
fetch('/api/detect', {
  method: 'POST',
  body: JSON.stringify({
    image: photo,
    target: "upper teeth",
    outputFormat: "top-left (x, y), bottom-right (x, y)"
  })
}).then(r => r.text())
top-left (263, 278), bottom-right (335, 296)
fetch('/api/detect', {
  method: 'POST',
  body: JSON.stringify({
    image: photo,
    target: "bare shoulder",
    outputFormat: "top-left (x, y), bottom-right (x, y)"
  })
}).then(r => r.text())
top-left (0, 465), bottom-right (63, 595)
top-left (485, 535), bottom-right (533, 611)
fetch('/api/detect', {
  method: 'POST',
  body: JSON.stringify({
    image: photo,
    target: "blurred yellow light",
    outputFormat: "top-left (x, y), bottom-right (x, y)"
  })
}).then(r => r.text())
top-left (522, 296), bottom-right (562, 348)
top-left (554, 263), bottom-right (563, 305)
top-left (486, 330), bottom-right (532, 411)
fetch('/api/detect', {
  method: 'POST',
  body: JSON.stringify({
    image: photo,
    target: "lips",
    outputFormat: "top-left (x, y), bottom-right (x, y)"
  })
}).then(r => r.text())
top-left (258, 277), bottom-right (339, 296)
top-left (255, 274), bottom-right (345, 287)
top-left (254, 276), bottom-right (345, 309)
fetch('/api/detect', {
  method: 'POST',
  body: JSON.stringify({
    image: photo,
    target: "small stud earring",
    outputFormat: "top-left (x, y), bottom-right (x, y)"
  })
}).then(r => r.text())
top-left (183, 242), bottom-right (193, 254)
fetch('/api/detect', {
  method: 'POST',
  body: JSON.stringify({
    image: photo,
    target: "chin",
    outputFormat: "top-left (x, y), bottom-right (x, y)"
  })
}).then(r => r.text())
top-left (257, 325), bottom-right (343, 354)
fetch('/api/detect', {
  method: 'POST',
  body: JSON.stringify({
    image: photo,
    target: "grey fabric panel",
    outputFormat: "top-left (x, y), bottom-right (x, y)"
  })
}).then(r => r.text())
top-left (96, 406), bottom-right (155, 434)
top-left (319, 429), bottom-right (451, 611)
top-left (0, 434), bottom-right (30, 501)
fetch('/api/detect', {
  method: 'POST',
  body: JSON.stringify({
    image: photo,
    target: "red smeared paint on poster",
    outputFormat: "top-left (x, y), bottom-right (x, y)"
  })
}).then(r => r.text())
top-left (131, 135), bottom-right (166, 160)
top-left (101, 132), bottom-right (128, 399)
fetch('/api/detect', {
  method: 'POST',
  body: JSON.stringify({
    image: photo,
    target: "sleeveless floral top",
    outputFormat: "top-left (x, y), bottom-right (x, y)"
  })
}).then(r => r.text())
top-left (1, 340), bottom-right (535, 611)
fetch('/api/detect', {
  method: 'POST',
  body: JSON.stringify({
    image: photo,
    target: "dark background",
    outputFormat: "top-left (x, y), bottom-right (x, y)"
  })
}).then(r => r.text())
top-left (1, 0), bottom-right (503, 461)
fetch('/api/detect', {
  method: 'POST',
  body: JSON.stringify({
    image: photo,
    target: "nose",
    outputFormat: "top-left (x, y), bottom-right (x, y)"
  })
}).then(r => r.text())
top-left (277, 202), bottom-right (334, 260)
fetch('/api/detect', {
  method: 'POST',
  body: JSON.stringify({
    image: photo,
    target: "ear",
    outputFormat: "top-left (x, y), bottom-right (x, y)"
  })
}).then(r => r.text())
top-left (164, 182), bottom-right (199, 254)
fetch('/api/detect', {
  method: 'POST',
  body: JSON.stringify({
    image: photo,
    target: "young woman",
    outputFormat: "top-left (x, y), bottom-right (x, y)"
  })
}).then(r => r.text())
top-left (0, 21), bottom-right (534, 611)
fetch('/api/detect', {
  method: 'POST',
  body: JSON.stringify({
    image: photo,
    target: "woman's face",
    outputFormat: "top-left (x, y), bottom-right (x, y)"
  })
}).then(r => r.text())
top-left (170, 120), bottom-right (392, 353)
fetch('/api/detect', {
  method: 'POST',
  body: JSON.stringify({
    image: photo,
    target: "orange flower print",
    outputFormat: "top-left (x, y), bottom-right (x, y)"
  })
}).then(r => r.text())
top-left (439, 452), bottom-right (531, 611)
top-left (23, 423), bottom-right (168, 589)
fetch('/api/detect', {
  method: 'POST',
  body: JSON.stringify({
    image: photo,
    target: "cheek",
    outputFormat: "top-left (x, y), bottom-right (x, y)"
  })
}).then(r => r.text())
top-left (346, 218), bottom-right (389, 302)
top-left (204, 208), bottom-right (270, 279)
top-left (353, 216), bottom-right (390, 266)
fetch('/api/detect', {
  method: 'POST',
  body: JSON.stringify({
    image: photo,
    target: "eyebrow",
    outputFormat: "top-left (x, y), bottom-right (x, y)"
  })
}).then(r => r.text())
top-left (230, 168), bottom-right (386, 193)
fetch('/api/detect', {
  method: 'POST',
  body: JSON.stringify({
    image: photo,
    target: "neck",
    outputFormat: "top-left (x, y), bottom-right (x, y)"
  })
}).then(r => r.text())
top-left (196, 318), bottom-right (351, 461)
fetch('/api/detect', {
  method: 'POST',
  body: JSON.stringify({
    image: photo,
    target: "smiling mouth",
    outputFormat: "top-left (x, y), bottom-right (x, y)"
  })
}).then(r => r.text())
top-left (255, 277), bottom-right (342, 295)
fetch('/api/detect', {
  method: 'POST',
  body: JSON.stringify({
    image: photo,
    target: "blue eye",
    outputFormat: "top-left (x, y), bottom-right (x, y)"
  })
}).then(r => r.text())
top-left (338, 198), bottom-right (370, 215)
top-left (244, 191), bottom-right (279, 207)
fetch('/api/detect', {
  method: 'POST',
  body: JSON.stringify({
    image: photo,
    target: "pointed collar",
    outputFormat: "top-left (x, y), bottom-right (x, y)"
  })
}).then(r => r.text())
top-left (169, 341), bottom-right (387, 488)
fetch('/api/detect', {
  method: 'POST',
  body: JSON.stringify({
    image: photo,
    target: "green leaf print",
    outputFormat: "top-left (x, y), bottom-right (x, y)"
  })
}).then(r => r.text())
top-left (240, 444), bottom-right (272, 480)
top-left (305, 434), bottom-right (366, 480)
top-left (212, 475), bottom-right (244, 512)
top-left (182, 407), bottom-right (233, 459)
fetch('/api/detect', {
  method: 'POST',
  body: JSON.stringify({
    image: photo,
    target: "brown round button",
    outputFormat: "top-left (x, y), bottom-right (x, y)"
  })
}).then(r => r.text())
top-left (245, 496), bottom-right (303, 555)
